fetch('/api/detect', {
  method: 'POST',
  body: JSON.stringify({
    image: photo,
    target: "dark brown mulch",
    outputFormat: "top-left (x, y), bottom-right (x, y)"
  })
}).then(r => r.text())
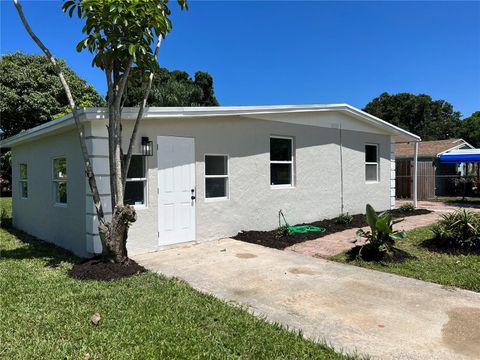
top-left (68, 257), bottom-right (147, 281)
top-left (232, 208), bottom-right (432, 250)
top-left (345, 245), bottom-right (416, 262)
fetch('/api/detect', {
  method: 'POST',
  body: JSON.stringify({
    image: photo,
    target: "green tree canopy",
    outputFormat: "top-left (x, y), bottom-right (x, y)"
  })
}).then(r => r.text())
top-left (363, 92), bottom-right (462, 141)
top-left (458, 111), bottom-right (480, 147)
top-left (124, 68), bottom-right (219, 107)
top-left (0, 52), bottom-right (104, 138)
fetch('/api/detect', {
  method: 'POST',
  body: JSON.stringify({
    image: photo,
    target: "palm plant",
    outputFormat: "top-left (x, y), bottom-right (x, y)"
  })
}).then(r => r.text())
top-left (432, 209), bottom-right (480, 249)
top-left (356, 204), bottom-right (407, 258)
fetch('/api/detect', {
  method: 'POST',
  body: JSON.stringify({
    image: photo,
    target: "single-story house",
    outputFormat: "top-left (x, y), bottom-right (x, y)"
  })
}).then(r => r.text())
top-left (395, 139), bottom-right (477, 199)
top-left (1, 104), bottom-right (420, 257)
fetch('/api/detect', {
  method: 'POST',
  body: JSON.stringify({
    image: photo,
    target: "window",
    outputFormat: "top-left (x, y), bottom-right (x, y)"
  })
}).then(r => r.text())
top-left (125, 155), bottom-right (147, 206)
top-left (53, 157), bottom-right (67, 204)
top-left (365, 144), bottom-right (379, 182)
top-left (19, 164), bottom-right (28, 198)
top-left (270, 137), bottom-right (294, 187)
top-left (205, 155), bottom-right (229, 199)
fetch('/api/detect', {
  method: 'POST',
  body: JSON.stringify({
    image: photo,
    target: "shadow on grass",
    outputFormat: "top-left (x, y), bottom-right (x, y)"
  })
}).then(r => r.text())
top-left (345, 245), bottom-right (417, 263)
top-left (1, 219), bottom-right (80, 268)
top-left (419, 237), bottom-right (480, 256)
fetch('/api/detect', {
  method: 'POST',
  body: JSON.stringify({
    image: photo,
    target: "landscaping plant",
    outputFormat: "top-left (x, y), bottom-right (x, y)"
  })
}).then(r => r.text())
top-left (355, 204), bottom-right (407, 259)
top-left (431, 208), bottom-right (480, 249)
top-left (335, 212), bottom-right (353, 225)
top-left (399, 202), bottom-right (416, 213)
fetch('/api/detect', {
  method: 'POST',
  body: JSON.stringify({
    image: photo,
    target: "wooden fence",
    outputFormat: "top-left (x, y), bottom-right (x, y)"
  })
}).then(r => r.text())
top-left (395, 160), bottom-right (435, 200)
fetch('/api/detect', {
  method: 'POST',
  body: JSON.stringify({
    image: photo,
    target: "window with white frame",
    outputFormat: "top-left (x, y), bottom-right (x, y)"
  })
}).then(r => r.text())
top-left (53, 157), bottom-right (67, 204)
top-left (365, 144), bottom-right (379, 182)
top-left (270, 137), bottom-right (294, 187)
top-left (205, 155), bottom-right (229, 199)
top-left (19, 164), bottom-right (28, 198)
top-left (124, 155), bottom-right (147, 206)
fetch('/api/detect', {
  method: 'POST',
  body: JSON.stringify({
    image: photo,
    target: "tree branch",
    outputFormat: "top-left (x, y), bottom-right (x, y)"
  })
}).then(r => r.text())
top-left (122, 36), bottom-right (163, 188)
top-left (114, 57), bottom-right (134, 111)
top-left (13, 0), bottom-right (105, 224)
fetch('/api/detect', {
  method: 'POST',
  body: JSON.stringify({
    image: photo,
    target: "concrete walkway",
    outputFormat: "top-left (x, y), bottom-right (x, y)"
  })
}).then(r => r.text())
top-left (133, 239), bottom-right (480, 360)
top-left (287, 201), bottom-right (480, 258)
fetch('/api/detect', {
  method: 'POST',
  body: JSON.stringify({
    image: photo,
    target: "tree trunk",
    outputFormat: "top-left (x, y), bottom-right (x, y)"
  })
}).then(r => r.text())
top-left (98, 205), bottom-right (137, 263)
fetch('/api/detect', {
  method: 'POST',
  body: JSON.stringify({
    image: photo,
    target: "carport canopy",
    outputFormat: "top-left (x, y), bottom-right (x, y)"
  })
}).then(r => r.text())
top-left (439, 149), bottom-right (480, 163)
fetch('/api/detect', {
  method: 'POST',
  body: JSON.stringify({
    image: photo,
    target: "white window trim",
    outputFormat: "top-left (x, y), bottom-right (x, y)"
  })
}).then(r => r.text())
top-left (204, 154), bottom-right (229, 202)
top-left (19, 163), bottom-right (28, 199)
top-left (52, 156), bottom-right (68, 207)
top-left (270, 136), bottom-right (295, 189)
top-left (125, 155), bottom-right (148, 209)
top-left (365, 143), bottom-right (379, 183)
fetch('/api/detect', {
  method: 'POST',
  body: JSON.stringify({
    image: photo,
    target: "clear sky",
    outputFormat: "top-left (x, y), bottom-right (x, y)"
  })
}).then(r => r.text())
top-left (1, 1), bottom-right (479, 117)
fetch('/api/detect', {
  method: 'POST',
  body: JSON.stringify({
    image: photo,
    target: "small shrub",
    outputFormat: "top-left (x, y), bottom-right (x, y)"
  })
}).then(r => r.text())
top-left (335, 213), bottom-right (353, 225)
top-left (275, 225), bottom-right (292, 238)
top-left (356, 204), bottom-right (406, 259)
top-left (0, 208), bottom-right (12, 228)
top-left (399, 202), bottom-right (415, 212)
top-left (431, 209), bottom-right (480, 249)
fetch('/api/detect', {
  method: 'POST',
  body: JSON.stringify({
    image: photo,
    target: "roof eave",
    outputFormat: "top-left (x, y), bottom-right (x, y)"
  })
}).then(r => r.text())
top-left (0, 104), bottom-right (421, 147)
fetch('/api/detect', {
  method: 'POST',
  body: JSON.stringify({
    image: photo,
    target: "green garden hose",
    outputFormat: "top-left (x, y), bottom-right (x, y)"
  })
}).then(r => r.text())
top-left (278, 210), bottom-right (326, 234)
top-left (288, 225), bottom-right (326, 234)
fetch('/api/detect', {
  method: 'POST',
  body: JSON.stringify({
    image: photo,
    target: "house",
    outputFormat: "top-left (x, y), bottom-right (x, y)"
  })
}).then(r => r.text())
top-left (1, 104), bottom-right (420, 257)
top-left (395, 139), bottom-right (478, 199)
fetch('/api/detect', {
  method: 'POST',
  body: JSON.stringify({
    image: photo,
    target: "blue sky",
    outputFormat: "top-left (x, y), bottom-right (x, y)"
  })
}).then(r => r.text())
top-left (1, 1), bottom-right (479, 117)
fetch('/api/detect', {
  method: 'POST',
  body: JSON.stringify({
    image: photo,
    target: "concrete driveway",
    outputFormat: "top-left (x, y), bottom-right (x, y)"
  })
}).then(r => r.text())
top-left (133, 239), bottom-right (480, 360)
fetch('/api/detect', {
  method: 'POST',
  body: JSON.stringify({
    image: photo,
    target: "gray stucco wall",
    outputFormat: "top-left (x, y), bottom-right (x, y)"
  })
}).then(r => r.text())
top-left (87, 115), bottom-right (392, 256)
top-left (11, 130), bottom-right (87, 256)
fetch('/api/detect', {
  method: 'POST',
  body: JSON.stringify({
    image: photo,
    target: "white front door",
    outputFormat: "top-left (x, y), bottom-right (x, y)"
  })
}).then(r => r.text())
top-left (157, 136), bottom-right (196, 246)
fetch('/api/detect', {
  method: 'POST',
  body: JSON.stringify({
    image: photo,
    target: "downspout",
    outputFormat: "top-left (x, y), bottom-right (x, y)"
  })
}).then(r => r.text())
top-left (413, 141), bottom-right (419, 208)
top-left (339, 124), bottom-right (344, 214)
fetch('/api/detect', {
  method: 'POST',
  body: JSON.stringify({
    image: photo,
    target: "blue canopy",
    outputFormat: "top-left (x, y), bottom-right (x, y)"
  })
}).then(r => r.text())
top-left (439, 150), bottom-right (480, 163)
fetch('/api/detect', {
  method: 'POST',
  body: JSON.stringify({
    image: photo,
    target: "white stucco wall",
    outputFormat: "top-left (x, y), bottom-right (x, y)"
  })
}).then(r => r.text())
top-left (11, 130), bottom-right (87, 256)
top-left (86, 113), bottom-right (392, 256)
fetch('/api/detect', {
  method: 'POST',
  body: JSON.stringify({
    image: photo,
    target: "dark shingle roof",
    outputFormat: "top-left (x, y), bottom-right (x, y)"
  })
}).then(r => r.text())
top-left (395, 139), bottom-right (470, 158)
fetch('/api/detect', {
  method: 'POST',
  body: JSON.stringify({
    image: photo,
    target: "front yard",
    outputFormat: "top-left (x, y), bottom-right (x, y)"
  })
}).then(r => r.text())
top-left (0, 198), bottom-right (353, 359)
top-left (330, 225), bottom-right (480, 292)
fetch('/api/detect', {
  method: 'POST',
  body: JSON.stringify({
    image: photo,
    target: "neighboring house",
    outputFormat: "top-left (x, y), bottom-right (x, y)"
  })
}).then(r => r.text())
top-left (1, 104), bottom-right (419, 257)
top-left (395, 139), bottom-right (475, 199)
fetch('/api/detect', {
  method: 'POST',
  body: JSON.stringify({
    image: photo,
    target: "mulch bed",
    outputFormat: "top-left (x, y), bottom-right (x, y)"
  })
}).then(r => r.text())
top-left (232, 208), bottom-right (432, 250)
top-left (344, 245), bottom-right (417, 262)
top-left (68, 257), bottom-right (147, 281)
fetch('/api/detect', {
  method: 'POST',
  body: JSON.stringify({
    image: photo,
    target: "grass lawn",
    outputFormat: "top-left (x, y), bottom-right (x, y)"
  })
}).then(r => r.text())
top-left (436, 196), bottom-right (480, 205)
top-left (0, 198), bottom-right (354, 360)
top-left (330, 226), bottom-right (480, 292)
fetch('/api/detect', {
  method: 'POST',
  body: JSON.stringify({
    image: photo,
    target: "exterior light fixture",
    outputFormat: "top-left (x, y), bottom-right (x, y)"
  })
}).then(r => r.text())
top-left (141, 136), bottom-right (153, 156)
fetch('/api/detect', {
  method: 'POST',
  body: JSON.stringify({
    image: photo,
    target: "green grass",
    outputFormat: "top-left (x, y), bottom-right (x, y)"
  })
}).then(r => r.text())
top-left (0, 198), bottom-right (354, 359)
top-left (436, 196), bottom-right (480, 204)
top-left (331, 226), bottom-right (480, 292)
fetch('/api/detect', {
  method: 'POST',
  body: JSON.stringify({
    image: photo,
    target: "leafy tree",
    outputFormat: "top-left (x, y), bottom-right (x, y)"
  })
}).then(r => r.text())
top-left (14, 0), bottom-right (187, 263)
top-left (0, 52), bottom-right (104, 138)
top-left (363, 92), bottom-right (462, 141)
top-left (125, 68), bottom-right (219, 107)
top-left (458, 111), bottom-right (480, 147)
